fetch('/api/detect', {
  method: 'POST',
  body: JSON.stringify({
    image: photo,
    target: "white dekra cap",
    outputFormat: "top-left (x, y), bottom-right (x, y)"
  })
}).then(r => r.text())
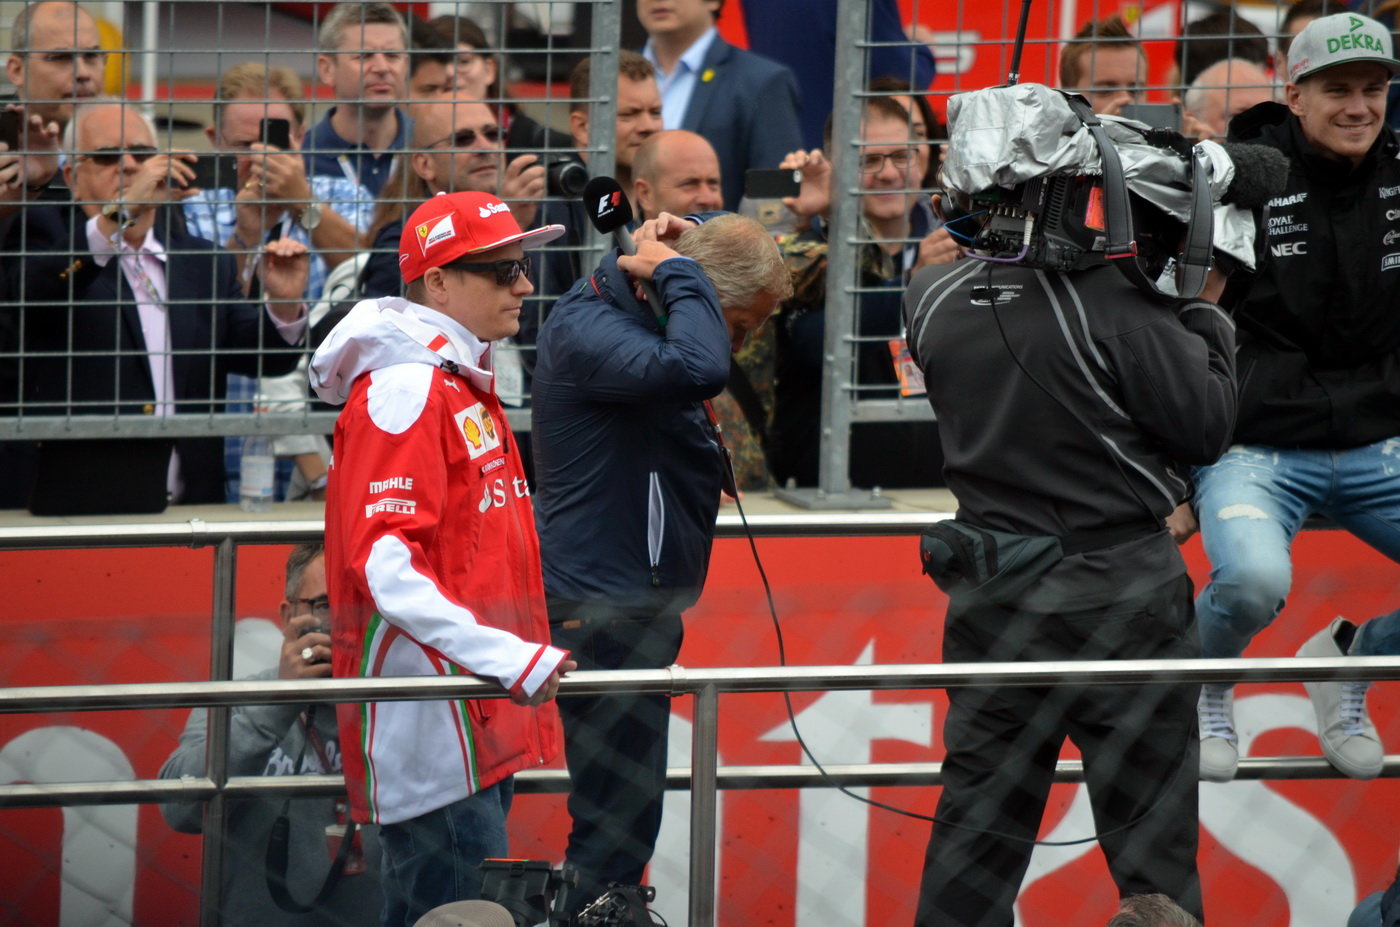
top-left (1287, 12), bottom-right (1400, 83)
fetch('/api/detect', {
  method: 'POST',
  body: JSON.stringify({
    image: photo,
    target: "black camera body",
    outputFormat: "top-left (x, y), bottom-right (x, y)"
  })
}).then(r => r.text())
top-left (479, 860), bottom-right (656, 927)
top-left (970, 174), bottom-right (1109, 273)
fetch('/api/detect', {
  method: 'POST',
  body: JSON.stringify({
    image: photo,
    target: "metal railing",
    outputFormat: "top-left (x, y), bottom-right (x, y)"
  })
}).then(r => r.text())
top-left (4, 516), bottom-right (1400, 926)
top-left (5, 660), bottom-right (1400, 927)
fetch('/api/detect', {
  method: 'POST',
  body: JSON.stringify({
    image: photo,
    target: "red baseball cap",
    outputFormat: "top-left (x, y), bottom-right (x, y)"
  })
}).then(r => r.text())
top-left (398, 191), bottom-right (565, 283)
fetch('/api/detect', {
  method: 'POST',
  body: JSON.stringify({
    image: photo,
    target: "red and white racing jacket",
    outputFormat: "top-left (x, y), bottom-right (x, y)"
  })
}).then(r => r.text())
top-left (311, 296), bottom-right (568, 825)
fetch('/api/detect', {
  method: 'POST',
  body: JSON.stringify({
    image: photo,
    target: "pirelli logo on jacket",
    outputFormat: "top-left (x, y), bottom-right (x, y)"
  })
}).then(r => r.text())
top-left (455, 403), bottom-right (502, 460)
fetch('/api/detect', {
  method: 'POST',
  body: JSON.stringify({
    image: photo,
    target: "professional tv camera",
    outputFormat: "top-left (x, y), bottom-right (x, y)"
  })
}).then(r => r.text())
top-left (940, 83), bottom-right (1285, 302)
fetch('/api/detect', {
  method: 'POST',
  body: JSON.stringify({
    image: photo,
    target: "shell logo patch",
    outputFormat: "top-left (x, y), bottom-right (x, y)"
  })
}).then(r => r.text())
top-left (455, 403), bottom-right (502, 459)
top-left (417, 214), bottom-right (456, 256)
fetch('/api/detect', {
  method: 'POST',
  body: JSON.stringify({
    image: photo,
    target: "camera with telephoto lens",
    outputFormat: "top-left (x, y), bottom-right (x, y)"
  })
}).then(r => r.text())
top-left (516, 121), bottom-right (589, 198)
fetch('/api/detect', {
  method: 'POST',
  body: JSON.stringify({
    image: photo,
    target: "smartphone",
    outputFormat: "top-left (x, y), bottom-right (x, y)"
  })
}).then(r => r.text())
top-left (190, 154), bottom-right (239, 190)
top-left (260, 117), bottom-right (292, 151)
top-left (746, 167), bottom-right (801, 199)
top-left (0, 109), bottom-right (23, 151)
top-left (1119, 103), bottom-right (1182, 131)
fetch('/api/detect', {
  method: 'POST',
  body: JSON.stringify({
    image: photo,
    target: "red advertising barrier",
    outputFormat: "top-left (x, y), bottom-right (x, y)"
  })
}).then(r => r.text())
top-left (1, 530), bottom-right (1397, 926)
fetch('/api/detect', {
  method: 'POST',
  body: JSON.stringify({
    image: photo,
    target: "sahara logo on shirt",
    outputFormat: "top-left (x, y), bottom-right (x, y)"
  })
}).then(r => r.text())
top-left (455, 403), bottom-right (502, 459)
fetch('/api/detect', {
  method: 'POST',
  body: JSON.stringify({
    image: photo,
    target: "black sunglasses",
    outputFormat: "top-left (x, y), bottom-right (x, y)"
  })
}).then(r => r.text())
top-left (83, 145), bottom-right (158, 167)
top-left (442, 255), bottom-right (531, 287)
top-left (427, 126), bottom-right (503, 150)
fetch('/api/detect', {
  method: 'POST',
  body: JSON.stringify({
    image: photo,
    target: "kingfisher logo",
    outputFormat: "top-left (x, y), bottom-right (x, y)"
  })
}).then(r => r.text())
top-left (455, 403), bottom-right (503, 459)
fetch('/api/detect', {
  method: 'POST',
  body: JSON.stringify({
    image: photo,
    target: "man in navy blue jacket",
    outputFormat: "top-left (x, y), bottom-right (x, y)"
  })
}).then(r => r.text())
top-left (637, 0), bottom-right (802, 211)
top-left (531, 212), bottom-right (790, 915)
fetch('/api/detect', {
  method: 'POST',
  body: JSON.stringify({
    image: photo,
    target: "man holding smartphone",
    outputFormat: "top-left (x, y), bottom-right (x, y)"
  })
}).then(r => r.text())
top-left (185, 62), bottom-right (375, 301)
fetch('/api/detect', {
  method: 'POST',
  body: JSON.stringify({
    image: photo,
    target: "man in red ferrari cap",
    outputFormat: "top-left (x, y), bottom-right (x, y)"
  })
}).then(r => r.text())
top-left (310, 190), bottom-right (576, 927)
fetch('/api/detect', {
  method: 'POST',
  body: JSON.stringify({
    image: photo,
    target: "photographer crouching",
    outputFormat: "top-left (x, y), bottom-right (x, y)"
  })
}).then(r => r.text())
top-left (905, 83), bottom-right (1281, 925)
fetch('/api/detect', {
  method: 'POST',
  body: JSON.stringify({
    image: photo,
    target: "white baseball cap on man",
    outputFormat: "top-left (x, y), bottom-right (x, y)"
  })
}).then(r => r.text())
top-left (1287, 12), bottom-right (1400, 83)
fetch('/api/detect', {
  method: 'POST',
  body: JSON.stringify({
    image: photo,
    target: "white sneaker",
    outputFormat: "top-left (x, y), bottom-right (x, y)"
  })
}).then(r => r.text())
top-left (1198, 682), bottom-right (1239, 782)
top-left (1298, 618), bottom-right (1384, 780)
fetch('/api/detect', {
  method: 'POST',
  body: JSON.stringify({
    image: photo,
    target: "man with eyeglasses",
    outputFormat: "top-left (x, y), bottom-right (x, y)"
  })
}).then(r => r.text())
top-left (306, 3), bottom-right (411, 197)
top-left (0, 1), bottom-right (102, 233)
top-left (310, 191), bottom-right (574, 926)
top-left (160, 543), bottom-right (387, 927)
top-left (767, 95), bottom-right (960, 490)
top-left (4, 1), bottom-right (104, 130)
top-left (0, 100), bottom-right (310, 509)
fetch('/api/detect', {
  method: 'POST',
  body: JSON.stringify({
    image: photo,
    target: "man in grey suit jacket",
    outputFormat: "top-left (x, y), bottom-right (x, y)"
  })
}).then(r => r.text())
top-left (638, 0), bottom-right (802, 210)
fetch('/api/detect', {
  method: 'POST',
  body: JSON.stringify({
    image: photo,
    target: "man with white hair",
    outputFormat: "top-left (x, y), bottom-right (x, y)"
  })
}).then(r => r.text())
top-left (531, 212), bottom-right (791, 917)
top-left (1181, 58), bottom-right (1274, 140)
top-left (0, 100), bottom-right (309, 508)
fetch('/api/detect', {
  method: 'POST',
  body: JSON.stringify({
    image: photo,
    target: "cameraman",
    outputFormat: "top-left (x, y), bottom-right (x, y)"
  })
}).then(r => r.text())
top-left (160, 544), bottom-right (385, 926)
top-left (904, 85), bottom-right (1250, 925)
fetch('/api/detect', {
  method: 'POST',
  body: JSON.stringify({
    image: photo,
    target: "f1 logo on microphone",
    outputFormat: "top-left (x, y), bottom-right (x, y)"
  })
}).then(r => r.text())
top-left (596, 190), bottom-right (622, 218)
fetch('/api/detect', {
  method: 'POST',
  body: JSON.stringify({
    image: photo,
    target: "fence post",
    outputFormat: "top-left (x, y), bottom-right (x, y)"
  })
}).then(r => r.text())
top-left (198, 538), bottom-right (237, 927)
top-left (688, 682), bottom-right (720, 927)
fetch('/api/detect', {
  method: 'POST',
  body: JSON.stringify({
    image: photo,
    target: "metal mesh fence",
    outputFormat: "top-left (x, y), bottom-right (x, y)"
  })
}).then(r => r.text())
top-left (1, 2), bottom-right (1399, 926)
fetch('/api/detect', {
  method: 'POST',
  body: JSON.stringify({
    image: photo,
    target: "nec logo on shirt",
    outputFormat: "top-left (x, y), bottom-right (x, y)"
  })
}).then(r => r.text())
top-left (455, 403), bottom-right (502, 459)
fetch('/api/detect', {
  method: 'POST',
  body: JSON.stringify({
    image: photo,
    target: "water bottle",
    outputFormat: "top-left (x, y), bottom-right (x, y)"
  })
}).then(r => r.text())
top-left (239, 435), bottom-right (276, 513)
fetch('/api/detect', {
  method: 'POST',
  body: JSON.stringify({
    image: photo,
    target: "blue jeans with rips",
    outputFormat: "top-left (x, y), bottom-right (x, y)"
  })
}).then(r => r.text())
top-left (377, 778), bottom-right (514, 927)
top-left (1353, 608), bottom-right (1400, 656)
top-left (1193, 441), bottom-right (1400, 664)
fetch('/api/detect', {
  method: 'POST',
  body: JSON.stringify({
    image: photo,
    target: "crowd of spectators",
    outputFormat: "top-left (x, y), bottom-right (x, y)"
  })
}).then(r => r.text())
top-left (2, 0), bottom-right (1398, 923)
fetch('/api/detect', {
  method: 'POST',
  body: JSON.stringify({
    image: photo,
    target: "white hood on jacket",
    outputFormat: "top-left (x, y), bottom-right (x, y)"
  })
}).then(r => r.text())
top-left (310, 297), bottom-right (495, 405)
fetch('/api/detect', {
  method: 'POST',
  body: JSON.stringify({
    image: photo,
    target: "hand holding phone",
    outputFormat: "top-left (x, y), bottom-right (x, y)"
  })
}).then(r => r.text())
top-left (260, 117), bottom-right (292, 151)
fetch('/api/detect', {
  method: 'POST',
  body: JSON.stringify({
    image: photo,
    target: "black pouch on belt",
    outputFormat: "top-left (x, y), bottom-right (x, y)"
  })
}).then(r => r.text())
top-left (919, 519), bottom-right (1158, 605)
top-left (918, 521), bottom-right (1063, 604)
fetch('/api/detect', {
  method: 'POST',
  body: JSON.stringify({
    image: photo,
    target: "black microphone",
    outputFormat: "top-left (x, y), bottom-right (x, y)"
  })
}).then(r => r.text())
top-left (581, 175), bottom-right (665, 317)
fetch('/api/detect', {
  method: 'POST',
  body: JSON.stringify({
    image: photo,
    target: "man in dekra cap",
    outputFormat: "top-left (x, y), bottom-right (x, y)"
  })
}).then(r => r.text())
top-left (311, 191), bottom-right (576, 926)
top-left (1193, 12), bottom-right (1400, 784)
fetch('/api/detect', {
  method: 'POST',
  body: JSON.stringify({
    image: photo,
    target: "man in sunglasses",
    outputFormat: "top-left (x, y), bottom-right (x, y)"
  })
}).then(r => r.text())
top-left (0, 99), bottom-right (310, 510)
top-left (159, 543), bottom-right (387, 926)
top-left (530, 211), bottom-right (792, 917)
top-left (310, 191), bottom-right (574, 926)
top-left (360, 95), bottom-right (544, 301)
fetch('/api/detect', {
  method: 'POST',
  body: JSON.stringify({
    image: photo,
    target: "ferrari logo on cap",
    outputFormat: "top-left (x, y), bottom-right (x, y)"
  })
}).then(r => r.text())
top-left (417, 214), bottom-right (457, 256)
